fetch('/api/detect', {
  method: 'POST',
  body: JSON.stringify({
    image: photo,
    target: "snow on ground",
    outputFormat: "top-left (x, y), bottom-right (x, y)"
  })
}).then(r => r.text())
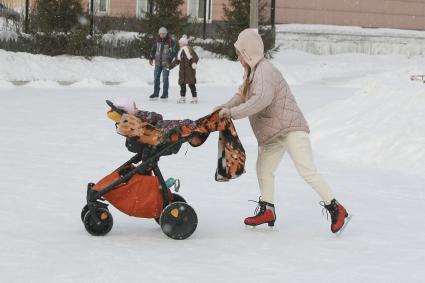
top-left (0, 49), bottom-right (424, 282)
top-left (276, 24), bottom-right (425, 56)
top-left (309, 68), bottom-right (425, 177)
top-left (1, 49), bottom-right (423, 176)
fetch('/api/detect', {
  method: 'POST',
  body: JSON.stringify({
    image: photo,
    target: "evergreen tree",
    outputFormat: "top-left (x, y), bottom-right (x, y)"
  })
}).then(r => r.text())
top-left (138, 0), bottom-right (190, 58)
top-left (35, 0), bottom-right (84, 33)
top-left (202, 0), bottom-right (279, 60)
top-left (27, 0), bottom-right (98, 56)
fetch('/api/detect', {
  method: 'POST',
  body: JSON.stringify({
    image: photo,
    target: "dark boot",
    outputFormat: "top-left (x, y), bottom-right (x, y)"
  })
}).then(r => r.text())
top-left (244, 199), bottom-right (276, 227)
top-left (149, 93), bottom-right (159, 100)
top-left (321, 199), bottom-right (349, 233)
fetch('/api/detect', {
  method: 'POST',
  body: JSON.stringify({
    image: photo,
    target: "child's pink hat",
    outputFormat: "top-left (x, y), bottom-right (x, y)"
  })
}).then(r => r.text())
top-left (113, 97), bottom-right (137, 114)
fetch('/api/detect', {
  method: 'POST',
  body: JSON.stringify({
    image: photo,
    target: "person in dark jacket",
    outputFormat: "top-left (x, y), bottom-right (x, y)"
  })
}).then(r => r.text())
top-left (170, 35), bottom-right (199, 104)
top-left (149, 27), bottom-right (177, 101)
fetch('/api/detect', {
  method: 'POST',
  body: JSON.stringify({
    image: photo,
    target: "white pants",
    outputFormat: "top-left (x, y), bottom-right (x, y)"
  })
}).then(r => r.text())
top-left (256, 131), bottom-right (334, 204)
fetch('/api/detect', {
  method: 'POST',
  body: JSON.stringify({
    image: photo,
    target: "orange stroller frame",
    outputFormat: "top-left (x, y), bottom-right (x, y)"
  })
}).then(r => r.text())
top-left (81, 103), bottom-right (198, 240)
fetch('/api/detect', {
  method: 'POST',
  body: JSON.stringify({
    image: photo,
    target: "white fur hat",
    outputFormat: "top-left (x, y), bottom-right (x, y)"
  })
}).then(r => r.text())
top-left (179, 34), bottom-right (188, 46)
top-left (158, 26), bottom-right (167, 35)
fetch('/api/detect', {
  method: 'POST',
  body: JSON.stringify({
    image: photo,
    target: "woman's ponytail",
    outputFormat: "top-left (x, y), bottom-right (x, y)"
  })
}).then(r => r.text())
top-left (242, 66), bottom-right (251, 98)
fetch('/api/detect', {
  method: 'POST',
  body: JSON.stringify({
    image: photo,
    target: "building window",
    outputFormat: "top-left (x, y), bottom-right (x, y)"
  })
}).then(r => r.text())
top-left (137, 0), bottom-right (156, 18)
top-left (188, 0), bottom-right (212, 23)
top-left (89, 0), bottom-right (109, 15)
top-left (99, 0), bottom-right (108, 13)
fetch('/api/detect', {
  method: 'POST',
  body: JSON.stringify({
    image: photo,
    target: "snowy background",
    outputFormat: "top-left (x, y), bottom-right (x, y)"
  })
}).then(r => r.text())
top-left (1, 37), bottom-right (425, 282)
top-left (276, 24), bottom-right (425, 56)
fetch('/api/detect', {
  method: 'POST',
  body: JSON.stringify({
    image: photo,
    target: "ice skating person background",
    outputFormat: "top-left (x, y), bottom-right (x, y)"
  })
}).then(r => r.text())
top-left (169, 35), bottom-right (199, 104)
top-left (148, 26), bottom-right (177, 101)
top-left (213, 28), bottom-right (350, 234)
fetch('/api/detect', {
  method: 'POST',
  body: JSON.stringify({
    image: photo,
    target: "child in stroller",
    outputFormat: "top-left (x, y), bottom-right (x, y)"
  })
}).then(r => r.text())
top-left (81, 99), bottom-right (246, 240)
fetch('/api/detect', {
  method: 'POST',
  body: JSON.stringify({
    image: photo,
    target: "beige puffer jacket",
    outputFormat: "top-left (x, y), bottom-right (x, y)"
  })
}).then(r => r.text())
top-left (222, 29), bottom-right (310, 145)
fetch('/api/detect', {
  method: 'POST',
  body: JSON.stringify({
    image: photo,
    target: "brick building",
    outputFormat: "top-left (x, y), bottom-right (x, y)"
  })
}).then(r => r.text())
top-left (85, 0), bottom-right (425, 30)
top-left (2, 0), bottom-right (425, 30)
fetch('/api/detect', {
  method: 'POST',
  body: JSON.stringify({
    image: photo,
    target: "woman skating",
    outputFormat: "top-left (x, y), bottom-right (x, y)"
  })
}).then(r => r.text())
top-left (214, 29), bottom-right (350, 234)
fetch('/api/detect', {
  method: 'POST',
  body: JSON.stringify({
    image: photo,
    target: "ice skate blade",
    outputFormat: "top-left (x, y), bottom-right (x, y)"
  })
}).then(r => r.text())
top-left (245, 224), bottom-right (278, 232)
top-left (336, 214), bottom-right (352, 237)
top-left (149, 97), bottom-right (158, 101)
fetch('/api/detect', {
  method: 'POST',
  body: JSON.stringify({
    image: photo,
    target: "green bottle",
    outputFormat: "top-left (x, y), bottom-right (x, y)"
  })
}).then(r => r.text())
top-left (165, 177), bottom-right (176, 188)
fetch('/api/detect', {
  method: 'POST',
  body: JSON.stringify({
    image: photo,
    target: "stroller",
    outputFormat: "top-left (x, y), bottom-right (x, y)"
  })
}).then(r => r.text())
top-left (81, 101), bottom-right (198, 240)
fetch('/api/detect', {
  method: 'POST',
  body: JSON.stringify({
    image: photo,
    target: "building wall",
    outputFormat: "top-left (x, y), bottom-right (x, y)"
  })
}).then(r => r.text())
top-left (180, 1), bottom-right (188, 16)
top-left (276, 0), bottom-right (425, 30)
top-left (1, 0), bottom-right (36, 10)
top-left (210, 0), bottom-right (269, 21)
top-left (109, 0), bottom-right (135, 17)
top-left (81, 0), bottom-right (89, 11)
top-left (107, 0), bottom-right (186, 18)
top-left (191, 0), bottom-right (425, 31)
top-left (1, 0), bottom-right (23, 9)
top-left (211, 0), bottom-right (226, 21)
top-left (5, 0), bottom-right (424, 31)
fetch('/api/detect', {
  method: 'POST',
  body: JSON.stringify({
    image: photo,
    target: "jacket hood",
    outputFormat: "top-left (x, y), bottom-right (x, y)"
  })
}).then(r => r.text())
top-left (234, 29), bottom-right (264, 77)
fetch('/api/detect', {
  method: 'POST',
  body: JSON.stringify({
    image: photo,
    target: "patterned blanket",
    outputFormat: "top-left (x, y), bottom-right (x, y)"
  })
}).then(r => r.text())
top-left (109, 109), bottom-right (246, 181)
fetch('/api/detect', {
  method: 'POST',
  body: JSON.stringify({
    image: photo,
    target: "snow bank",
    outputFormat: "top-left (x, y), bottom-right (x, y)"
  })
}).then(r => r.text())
top-left (0, 79), bottom-right (14, 88)
top-left (0, 50), bottom-right (156, 83)
top-left (0, 30), bottom-right (17, 40)
top-left (102, 31), bottom-right (141, 45)
top-left (0, 48), bottom-right (244, 85)
top-left (1, 49), bottom-right (421, 87)
top-left (271, 50), bottom-right (417, 86)
top-left (308, 67), bottom-right (425, 177)
top-left (0, 17), bottom-right (19, 36)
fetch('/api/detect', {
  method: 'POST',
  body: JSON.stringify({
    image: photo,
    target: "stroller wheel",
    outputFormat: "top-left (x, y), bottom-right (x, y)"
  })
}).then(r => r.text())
top-left (154, 193), bottom-right (186, 224)
top-left (83, 207), bottom-right (113, 236)
top-left (160, 202), bottom-right (197, 240)
top-left (172, 193), bottom-right (186, 203)
top-left (81, 205), bottom-right (89, 222)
